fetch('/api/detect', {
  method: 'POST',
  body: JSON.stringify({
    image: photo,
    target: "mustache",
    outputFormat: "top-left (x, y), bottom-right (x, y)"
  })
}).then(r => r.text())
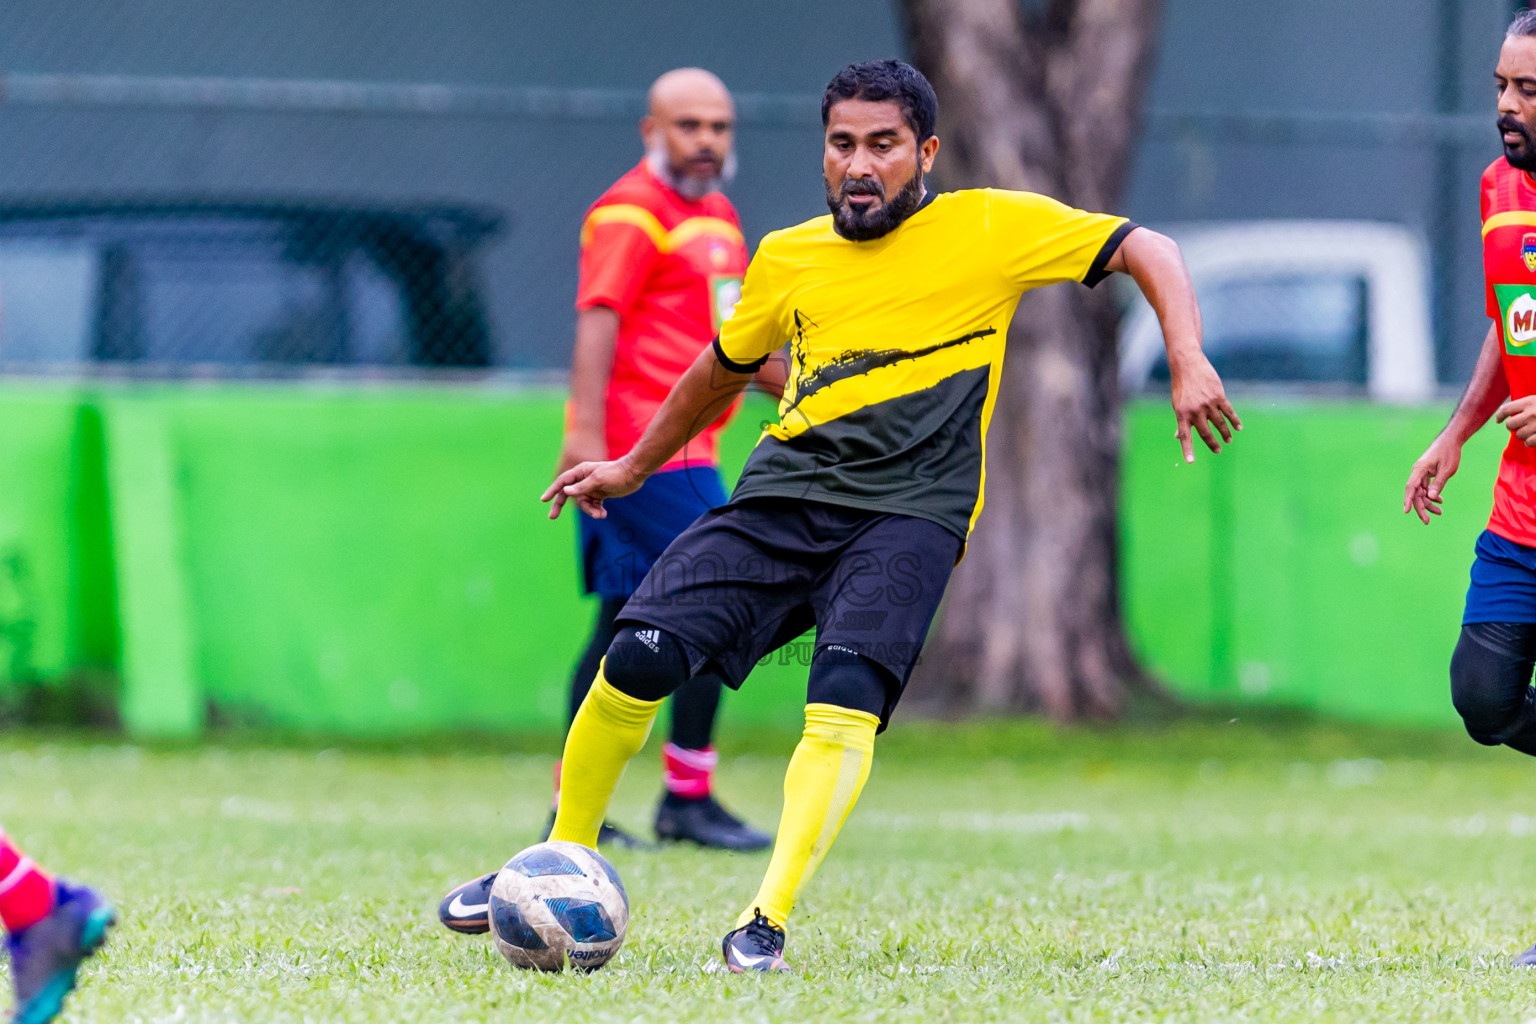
top-left (839, 178), bottom-right (885, 200)
top-left (1500, 115), bottom-right (1533, 139)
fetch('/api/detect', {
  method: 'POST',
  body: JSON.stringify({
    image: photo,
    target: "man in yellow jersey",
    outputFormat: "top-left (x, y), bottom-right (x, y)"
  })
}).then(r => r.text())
top-left (541, 59), bottom-right (1238, 972)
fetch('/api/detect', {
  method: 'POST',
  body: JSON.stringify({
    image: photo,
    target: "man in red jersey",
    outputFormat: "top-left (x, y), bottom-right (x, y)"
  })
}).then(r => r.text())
top-left (438, 68), bottom-right (777, 934)
top-left (1405, 10), bottom-right (1536, 966)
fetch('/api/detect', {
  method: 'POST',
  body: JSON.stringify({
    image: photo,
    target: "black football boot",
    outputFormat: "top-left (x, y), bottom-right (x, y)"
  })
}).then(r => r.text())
top-left (438, 870), bottom-right (497, 935)
top-left (721, 909), bottom-right (789, 973)
top-left (654, 793), bottom-right (772, 851)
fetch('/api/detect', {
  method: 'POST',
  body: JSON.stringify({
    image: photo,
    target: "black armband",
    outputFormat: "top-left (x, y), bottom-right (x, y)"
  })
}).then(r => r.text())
top-left (713, 336), bottom-right (772, 374)
top-left (1082, 221), bottom-right (1140, 289)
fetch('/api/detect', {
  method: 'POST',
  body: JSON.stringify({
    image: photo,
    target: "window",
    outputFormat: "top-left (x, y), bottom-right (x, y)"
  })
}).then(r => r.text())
top-left (0, 209), bottom-right (485, 370)
top-left (1149, 273), bottom-right (1369, 389)
top-left (0, 240), bottom-right (98, 363)
top-left (133, 233), bottom-right (345, 363)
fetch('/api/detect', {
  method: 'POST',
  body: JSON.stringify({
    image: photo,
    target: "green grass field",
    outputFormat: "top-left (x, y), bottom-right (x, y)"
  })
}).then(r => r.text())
top-left (7, 715), bottom-right (1536, 1022)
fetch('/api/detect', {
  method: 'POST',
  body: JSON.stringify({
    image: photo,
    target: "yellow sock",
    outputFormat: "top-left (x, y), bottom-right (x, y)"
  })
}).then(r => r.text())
top-left (549, 662), bottom-right (662, 847)
top-left (738, 703), bottom-right (879, 929)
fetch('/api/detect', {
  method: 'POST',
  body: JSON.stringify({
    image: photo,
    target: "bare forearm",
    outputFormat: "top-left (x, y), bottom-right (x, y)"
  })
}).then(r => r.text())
top-left (1442, 323), bottom-right (1508, 445)
top-left (1106, 225), bottom-right (1238, 459)
top-left (623, 347), bottom-right (753, 476)
top-left (1116, 228), bottom-right (1202, 366)
top-left (568, 307), bottom-right (620, 436)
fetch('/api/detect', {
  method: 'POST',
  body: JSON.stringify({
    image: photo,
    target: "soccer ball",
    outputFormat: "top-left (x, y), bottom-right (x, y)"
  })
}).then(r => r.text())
top-left (488, 840), bottom-right (629, 972)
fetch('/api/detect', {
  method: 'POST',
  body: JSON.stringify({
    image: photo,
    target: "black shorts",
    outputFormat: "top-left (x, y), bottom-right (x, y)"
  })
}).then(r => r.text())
top-left (616, 496), bottom-right (963, 728)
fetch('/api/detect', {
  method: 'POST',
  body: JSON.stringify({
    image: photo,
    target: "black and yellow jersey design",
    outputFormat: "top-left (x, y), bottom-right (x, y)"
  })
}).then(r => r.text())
top-left (714, 188), bottom-right (1132, 540)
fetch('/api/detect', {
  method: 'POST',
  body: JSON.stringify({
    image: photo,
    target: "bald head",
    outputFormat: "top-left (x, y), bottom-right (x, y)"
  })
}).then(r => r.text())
top-left (648, 67), bottom-right (733, 118)
top-left (642, 68), bottom-right (736, 200)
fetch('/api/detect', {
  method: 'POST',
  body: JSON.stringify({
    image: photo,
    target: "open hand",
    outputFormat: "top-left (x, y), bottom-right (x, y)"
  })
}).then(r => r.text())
top-left (1171, 353), bottom-right (1241, 462)
top-left (1403, 433), bottom-right (1461, 525)
top-left (542, 457), bottom-right (646, 520)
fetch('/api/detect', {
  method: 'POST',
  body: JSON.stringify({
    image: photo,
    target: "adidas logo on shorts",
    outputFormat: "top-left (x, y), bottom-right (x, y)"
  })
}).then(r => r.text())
top-left (634, 629), bottom-right (661, 653)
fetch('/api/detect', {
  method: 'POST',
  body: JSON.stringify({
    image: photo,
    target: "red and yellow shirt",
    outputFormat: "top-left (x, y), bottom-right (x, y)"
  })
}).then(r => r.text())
top-left (575, 161), bottom-right (749, 471)
top-left (1482, 157), bottom-right (1536, 546)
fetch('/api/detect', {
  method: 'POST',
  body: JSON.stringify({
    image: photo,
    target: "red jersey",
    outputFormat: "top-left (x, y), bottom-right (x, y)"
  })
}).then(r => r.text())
top-left (1482, 157), bottom-right (1536, 546)
top-left (574, 161), bottom-right (749, 471)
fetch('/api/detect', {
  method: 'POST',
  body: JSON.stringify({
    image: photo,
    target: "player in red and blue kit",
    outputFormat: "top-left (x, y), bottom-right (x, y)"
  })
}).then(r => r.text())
top-left (1404, 10), bottom-right (1536, 967)
top-left (553, 69), bottom-right (777, 855)
top-left (438, 68), bottom-right (780, 935)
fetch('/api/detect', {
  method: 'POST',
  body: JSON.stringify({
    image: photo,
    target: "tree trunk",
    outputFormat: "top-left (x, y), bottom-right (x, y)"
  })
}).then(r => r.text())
top-left (900, 0), bottom-right (1164, 720)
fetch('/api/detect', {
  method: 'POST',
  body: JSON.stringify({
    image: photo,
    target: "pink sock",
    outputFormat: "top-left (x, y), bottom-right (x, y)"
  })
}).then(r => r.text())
top-left (0, 833), bottom-right (54, 934)
top-left (662, 743), bottom-right (716, 799)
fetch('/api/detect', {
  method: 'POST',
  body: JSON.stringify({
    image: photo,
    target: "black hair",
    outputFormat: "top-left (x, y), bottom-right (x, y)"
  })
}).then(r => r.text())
top-left (821, 59), bottom-right (938, 142)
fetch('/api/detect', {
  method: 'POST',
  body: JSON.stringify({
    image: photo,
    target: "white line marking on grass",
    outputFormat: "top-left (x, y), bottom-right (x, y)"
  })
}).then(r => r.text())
top-left (1326, 758), bottom-right (1385, 787)
top-left (860, 811), bottom-right (1090, 834)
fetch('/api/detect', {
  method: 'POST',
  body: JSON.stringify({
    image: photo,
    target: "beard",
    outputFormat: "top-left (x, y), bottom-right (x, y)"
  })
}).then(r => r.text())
top-left (1501, 114), bottom-right (1536, 172)
top-left (646, 144), bottom-right (737, 200)
top-left (825, 169), bottom-right (926, 241)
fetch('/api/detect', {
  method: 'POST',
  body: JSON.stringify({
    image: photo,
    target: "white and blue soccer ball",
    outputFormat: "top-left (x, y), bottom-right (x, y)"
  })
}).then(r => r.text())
top-left (488, 840), bottom-right (629, 972)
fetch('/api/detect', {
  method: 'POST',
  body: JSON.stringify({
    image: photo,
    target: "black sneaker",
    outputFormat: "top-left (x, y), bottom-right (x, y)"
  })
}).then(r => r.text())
top-left (655, 793), bottom-right (772, 851)
top-left (541, 810), bottom-right (648, 850)
top-left (438, 870), bottom-right (496, 935)
top-left (1515, 941), bottom-right (1536, 966)
top-left (6, 879), bottom-right (115, 1024)
top-left (721, 909), bottom-right (789, 973)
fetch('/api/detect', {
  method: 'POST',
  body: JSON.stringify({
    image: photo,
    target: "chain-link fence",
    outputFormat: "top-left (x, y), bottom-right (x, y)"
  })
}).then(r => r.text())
top-left (0, 2), bottom-right (1521, 381)
top-left (0, 4), bottom-right (854, 379)
top-left (0, 70), bottom-right (824, 378)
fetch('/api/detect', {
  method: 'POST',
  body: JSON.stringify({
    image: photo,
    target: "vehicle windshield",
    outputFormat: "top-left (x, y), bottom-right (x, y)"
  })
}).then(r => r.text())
top-left (1147, 273), bottom-right (1370, 391)
top-left (0, 212), bottom-right (488, 369)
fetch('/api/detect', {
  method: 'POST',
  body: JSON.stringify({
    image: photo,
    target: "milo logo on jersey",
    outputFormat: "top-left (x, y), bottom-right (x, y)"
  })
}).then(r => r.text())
top-left (1498, 284), bottom-right (1536, 354)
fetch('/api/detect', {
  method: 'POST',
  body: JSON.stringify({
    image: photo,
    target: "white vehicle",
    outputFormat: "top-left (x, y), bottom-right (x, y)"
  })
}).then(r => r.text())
top-left (1118, 220), bottom-right (1436, 402)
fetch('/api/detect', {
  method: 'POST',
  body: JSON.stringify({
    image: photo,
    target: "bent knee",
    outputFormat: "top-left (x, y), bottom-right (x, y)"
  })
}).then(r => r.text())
top-left (602, 624), bottom-right (691, 702)
top-left (1451, 625), bottom-right (1533, 743)
top-left (805, 645), bottom-right (894, 720)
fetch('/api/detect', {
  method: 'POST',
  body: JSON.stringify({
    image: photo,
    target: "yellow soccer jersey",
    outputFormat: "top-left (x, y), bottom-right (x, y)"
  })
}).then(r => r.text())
top-left (714, 188), bottom-right (1132, 540)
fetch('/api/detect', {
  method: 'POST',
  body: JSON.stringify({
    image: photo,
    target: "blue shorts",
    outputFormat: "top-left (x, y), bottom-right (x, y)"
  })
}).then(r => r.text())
top-left (1464, 529), bottom-right (1536, 624)
top-left (579, 466), bottom-right (727, 599)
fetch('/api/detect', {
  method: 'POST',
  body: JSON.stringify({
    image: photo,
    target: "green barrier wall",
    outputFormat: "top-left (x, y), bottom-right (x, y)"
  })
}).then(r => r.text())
top-left (0, 385), bottom-right (115, 703)
top-left (1122, 399), bottom-right (1502, 727)
top-left (0, 384), bottom-right (1501, 735)
top-left (121, 386), bottom-right (806, 736)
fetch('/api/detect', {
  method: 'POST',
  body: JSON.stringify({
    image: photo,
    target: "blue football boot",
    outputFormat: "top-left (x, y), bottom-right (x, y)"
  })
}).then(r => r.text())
top-left (6, 880), bottom-right (115, 1024)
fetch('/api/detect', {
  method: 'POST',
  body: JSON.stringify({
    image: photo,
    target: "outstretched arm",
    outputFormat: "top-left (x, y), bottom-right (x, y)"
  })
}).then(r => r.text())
top-left (542, 345), bottom-right (755, 519)
top-left (1405, 323), bottom-right (1506, 524)
top-left (1106, 227), bottom-right (1239, 462)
